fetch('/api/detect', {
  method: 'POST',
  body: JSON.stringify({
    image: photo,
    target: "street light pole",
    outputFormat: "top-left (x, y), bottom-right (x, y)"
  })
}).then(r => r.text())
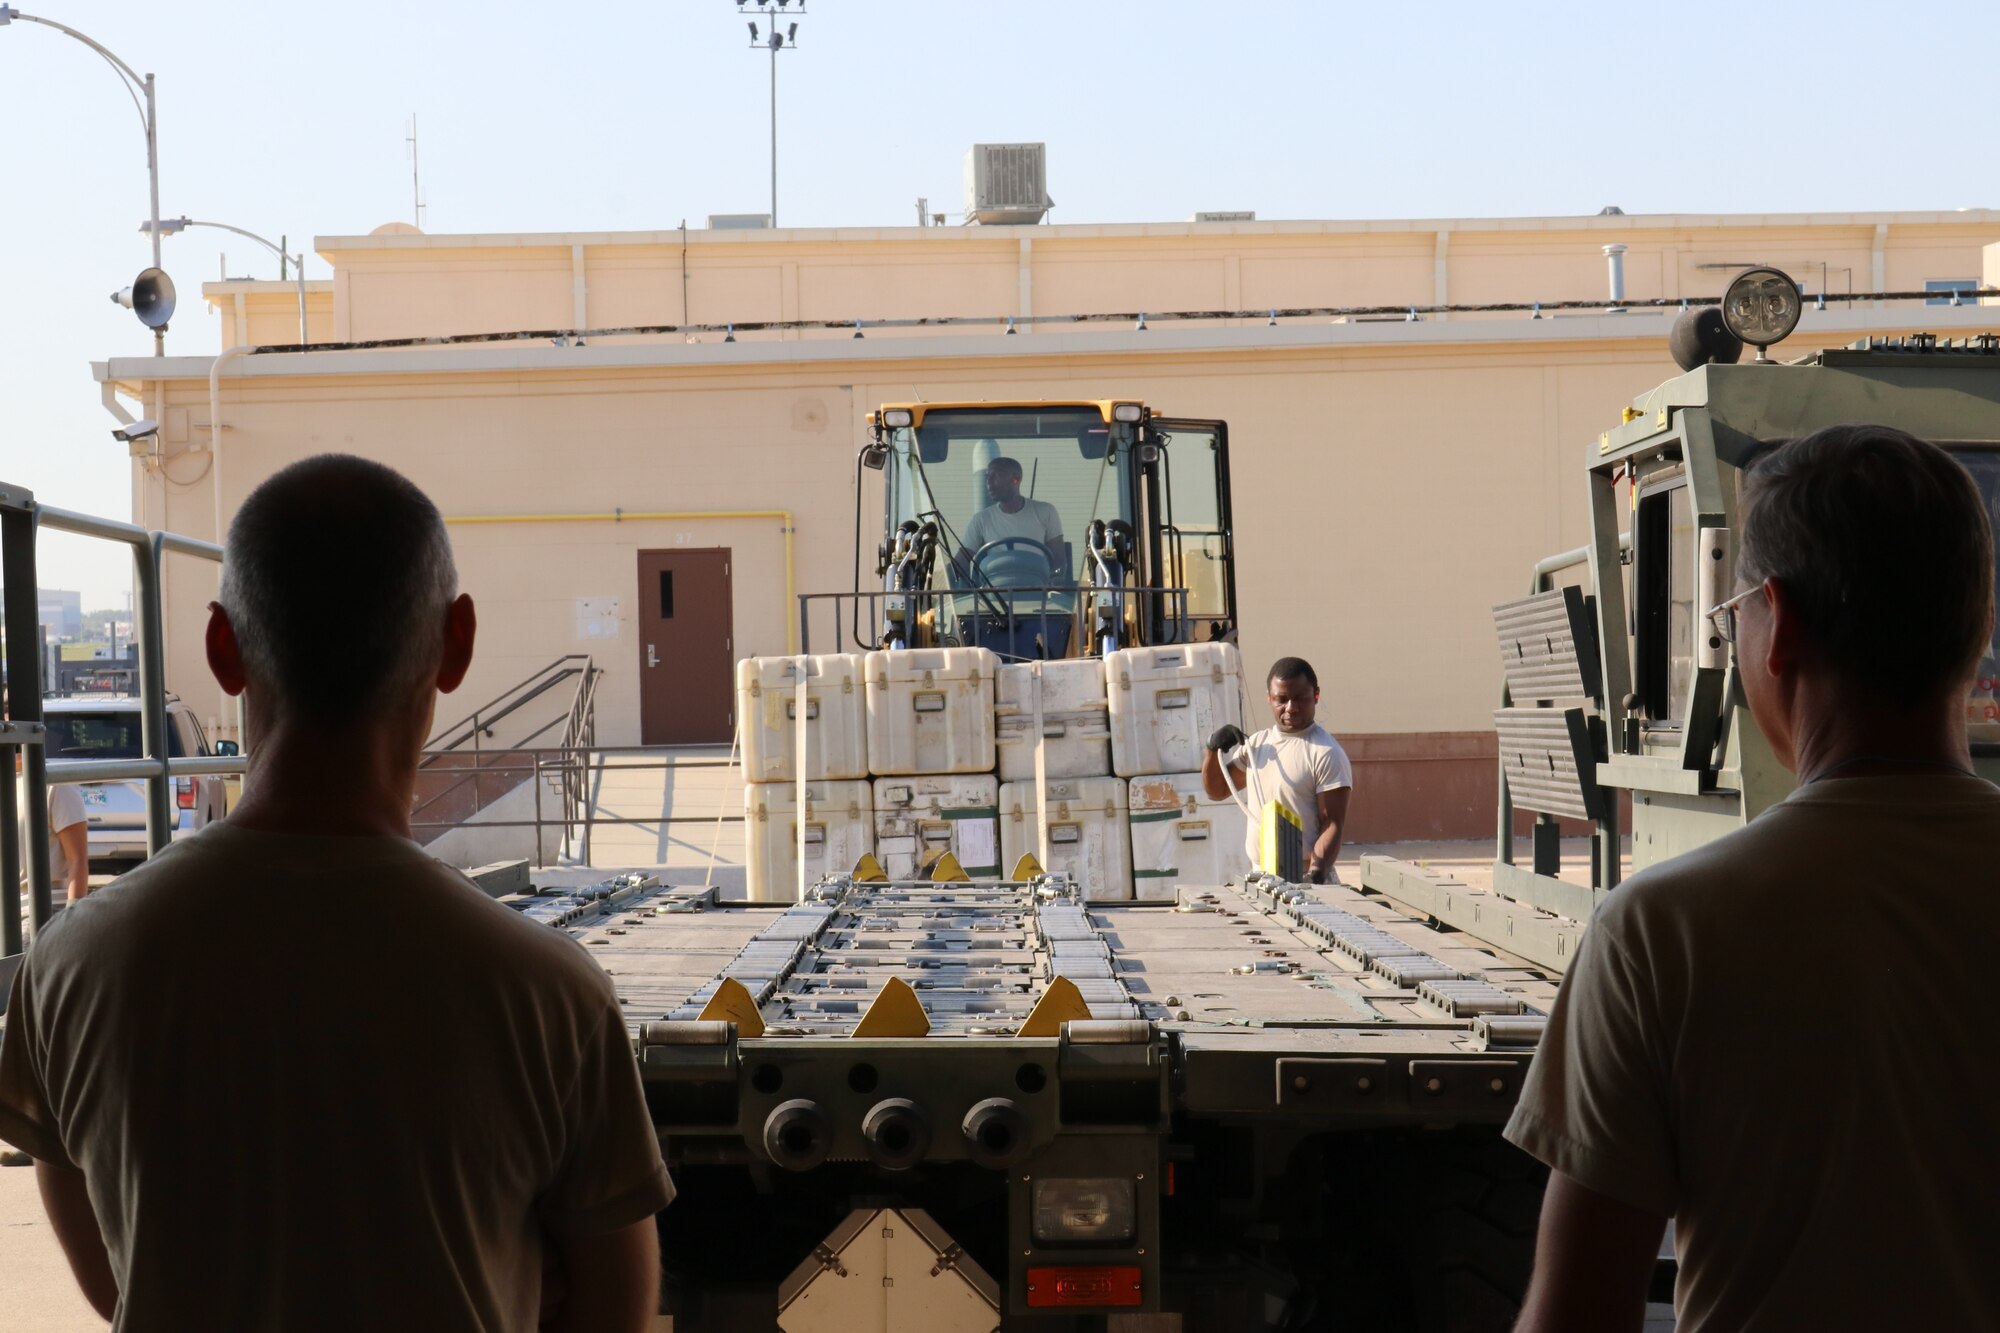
top-left (0, 6), bottom-right (167, 356)
top-left (143, 217), bottom-right (309, 347)
top-left (738, 1), bottom-right (804, 228)
top-left (770, 35), bottom-right (778, 227)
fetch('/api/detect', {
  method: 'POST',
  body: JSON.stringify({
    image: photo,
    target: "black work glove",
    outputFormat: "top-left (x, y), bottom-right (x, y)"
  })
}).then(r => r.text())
top-left (1303, 867), bottom-right (1328, 885)
top-left (1207, 724), bottom-right (1247, 753)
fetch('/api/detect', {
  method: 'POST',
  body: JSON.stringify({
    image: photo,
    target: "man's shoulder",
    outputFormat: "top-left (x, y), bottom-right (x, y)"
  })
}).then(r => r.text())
top-left (47, 783), bottom-right (85, 825)
top-left (1588, 811), bottom-right (1817, 941)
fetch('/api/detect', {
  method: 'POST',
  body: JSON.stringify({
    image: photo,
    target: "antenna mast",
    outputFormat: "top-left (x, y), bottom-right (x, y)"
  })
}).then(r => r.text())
top-left (407, 114), bottom-right (427, 228)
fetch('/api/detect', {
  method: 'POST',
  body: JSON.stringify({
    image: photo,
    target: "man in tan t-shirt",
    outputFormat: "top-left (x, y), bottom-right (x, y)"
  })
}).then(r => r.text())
top-left (0, 455), bottom-right (672, 1331)
top-left (1506, 425), bottom-right (2000, 1331)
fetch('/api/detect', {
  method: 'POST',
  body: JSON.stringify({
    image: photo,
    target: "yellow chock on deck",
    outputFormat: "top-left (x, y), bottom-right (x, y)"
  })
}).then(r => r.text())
top-left (1016, 975), bottom-right (1090, 1038)
top-left (851, 852), bottom-right (888, 883)
top-left (853, 976), bottom-right (931, 1038)
top-left (928, 852), bottom-right (970, 883)
top-left (695, 977), bottom-right (766, 1039)
top-left (1010, 852), bottom-right (1045, 881)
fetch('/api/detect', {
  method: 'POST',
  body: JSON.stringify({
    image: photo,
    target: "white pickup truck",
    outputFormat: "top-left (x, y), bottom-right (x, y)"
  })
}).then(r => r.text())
top-left (41, 696), bottom-right (230, 873)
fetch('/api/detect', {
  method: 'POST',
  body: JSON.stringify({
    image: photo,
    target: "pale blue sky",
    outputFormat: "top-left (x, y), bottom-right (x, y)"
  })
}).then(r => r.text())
top-left (2, 0), bottom-right (1988, 606)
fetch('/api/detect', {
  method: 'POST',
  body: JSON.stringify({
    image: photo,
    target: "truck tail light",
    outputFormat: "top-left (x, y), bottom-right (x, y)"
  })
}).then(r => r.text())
top-left (1024, 1266), bottom-right (1142, 1308)
top-left (176, 778), bottom-right (194, 809)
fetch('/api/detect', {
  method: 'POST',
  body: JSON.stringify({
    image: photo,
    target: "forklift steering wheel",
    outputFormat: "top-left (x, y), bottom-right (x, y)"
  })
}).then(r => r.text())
top-left (969, 536), bottom-right (1061, 590)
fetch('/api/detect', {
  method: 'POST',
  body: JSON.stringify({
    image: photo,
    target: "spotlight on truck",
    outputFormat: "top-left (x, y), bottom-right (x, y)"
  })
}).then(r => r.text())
top-left (1721, 266), bottom-right (1802, 361)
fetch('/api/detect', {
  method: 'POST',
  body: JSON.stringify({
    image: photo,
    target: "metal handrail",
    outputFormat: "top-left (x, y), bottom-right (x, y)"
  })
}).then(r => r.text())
top-left (424, 654), bottom-right (592, 756)
top-left (798, 583), bottom-right (1214, 658)
top-left (1, 486), bottom-right (248, 962)
top-left (410, 660), bottom-right (601, 858)
top-left (409, 746), bottom-right (735, 864)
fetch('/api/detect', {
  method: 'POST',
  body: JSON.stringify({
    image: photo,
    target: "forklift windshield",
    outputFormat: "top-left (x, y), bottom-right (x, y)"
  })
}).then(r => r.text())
top-left (862, 402), bottom-right (1234, 661)
top-left (887, 406), bottom-right (1135, 590)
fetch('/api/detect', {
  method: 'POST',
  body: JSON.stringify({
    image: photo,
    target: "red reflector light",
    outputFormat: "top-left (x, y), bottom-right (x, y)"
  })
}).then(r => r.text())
top-left (176, 778), bottom-right (194, 809)
top-left (1024, 1265), bottom-right (1142, 1308)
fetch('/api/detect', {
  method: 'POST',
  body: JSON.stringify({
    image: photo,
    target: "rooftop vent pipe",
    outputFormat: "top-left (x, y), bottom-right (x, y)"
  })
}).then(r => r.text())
top-left (1603, 243), bottom-right (1629, 313)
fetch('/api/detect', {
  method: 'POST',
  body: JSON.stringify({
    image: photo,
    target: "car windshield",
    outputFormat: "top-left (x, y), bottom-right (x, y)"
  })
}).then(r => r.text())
top-left (45, 710), bottom-right (185, 760)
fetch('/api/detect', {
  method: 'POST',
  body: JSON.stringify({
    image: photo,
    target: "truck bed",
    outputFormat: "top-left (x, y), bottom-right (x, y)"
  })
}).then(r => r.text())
top-left (513, 868), bottom-right (1561, 1094)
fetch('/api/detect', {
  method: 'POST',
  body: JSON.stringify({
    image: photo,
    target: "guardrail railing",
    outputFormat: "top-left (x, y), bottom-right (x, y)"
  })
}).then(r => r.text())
top-left (1, 483), bottom-right (249, 964)
top-left (798, 585), bottom-right (1205, 659)
top-left (408, 747), bottom-right (740, 867)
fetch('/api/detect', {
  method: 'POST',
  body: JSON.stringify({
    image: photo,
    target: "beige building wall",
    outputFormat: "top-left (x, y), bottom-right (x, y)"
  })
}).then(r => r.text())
top-left (109, 210), bottom-right (2000, 839)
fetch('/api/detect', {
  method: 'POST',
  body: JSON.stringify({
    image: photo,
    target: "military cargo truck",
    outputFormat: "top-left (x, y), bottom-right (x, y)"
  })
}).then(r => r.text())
top-left (550, 400), bottom-right (1571, 1330)
top-left (585, 304), bottom-right (2000, 1328)
top-left (1363, 275), bottom-right (2000, 931)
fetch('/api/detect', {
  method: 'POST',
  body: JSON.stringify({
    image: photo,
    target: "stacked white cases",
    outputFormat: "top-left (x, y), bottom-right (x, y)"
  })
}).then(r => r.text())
top-left (874, 776), bottom-right (1001, 879)
top-left (745, 781), bottom-right (875, 901)
top-left (864, 647), bottom-right (998, 775)
top-left (995, 659), bottom-right (1112, 781)
top-left (1127, 773), bottom-right (1251, 900)
top-left (998, 777), bottom-right (1133, 900)
top-left (1107, 643), bottom-right (1244, 778)
top-left (736, 654), bottom-right (870, 781)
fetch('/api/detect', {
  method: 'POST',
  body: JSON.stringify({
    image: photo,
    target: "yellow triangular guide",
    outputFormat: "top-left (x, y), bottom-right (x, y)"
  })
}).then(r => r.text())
top-left (928, 851), bottom-right (970, 883)
top-left (696, 976), bottom-right (766, 1038)
top-left (852, 976), bottom-right (931, 1038)
top-left (851, 852), bottom-right (888, 883)
top-left (1016, 975), bottom-right (1091, 1038)
top-left (1010, 853), bottom-right (1045, 881)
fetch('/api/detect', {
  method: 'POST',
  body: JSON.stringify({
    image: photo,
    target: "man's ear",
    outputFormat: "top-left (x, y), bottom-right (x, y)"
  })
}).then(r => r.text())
top-left (206, 603), bottom-right (247, 697)
top-left (436, 593), bottom-right (477, 694)
top-left (1761, 577), bottom-right (1802, 679)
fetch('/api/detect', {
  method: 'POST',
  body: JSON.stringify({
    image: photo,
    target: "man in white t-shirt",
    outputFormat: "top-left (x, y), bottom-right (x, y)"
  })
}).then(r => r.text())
top-left (953, 456), bottom-right (1065, 587)
top-left (1200, 656), bottom-right (1353, 883)
top-left (12, 756), bottom-right (88, 904)
top-left (46, 783), bottom-right (87, 903)
top-left (1505, 424), bottom-right (2000, 1331)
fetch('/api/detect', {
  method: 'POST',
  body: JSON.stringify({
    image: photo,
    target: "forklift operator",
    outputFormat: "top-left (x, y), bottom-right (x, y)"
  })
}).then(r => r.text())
top-left (951, 457), bottom-right (1066, 588)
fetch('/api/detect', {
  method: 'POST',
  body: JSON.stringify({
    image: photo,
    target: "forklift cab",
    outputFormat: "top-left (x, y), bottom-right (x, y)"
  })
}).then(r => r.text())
top-left (863, 401), bottom-right (1236, 661)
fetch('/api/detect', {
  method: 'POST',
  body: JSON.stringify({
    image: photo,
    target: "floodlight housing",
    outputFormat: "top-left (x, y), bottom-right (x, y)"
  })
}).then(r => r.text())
top-left (882, 408), bottom-right (914, 429)
top-left (1721, 266), bottom-right (1802, 357)
top-left (1111, 403), bottom-right (1144, 423)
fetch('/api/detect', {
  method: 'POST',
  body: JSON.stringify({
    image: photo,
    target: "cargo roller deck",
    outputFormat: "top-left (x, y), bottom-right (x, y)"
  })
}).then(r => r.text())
top-left (504, 866), bottom-right (1561, 1119)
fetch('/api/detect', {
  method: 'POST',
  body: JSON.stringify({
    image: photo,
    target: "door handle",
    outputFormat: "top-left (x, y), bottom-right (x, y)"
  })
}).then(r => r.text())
top-left (647, 644), bottom-right (659, 668)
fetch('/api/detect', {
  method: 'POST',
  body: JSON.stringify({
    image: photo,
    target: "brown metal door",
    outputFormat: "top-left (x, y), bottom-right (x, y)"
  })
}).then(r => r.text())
top-left (637, 548), bottom-right (735, 745)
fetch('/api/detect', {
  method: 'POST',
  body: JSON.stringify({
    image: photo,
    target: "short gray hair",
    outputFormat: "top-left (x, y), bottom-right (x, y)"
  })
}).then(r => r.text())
top-left (1739, 424), bottom-right (1994, 707)
top-left (219, 454), bottom-right (458, 724)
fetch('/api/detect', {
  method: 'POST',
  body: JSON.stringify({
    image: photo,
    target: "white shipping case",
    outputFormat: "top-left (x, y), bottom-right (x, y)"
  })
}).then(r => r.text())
top-left (864, 647), bottom-right (998, 776)
top-left (995, 658), bottom-right (1113, 781)
top-left (1127, 772), bottom-right (1252, 901)
top-left (1107, 642), bottom-right (1245, 778)
top-left (998, 777), bottom-right (1133, 901)
top-left (744, 780), bottom-right (874, 902)
top-left (873, 775), bottom-right (1001, 879)
top-left (737, 654), bottom-right (869, 782)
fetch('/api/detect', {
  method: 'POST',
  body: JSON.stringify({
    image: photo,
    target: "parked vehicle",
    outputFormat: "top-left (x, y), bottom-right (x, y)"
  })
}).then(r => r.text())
top-left (41, 696), bottom-right (229, 874)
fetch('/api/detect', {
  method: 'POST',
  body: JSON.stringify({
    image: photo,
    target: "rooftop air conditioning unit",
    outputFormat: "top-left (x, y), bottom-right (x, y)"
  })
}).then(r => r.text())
top-left (965, 144), bottom-right (1053, 226)
top-left (1193, 211), bottom-right (1256, 223)
top-left (707, 213), bottom-right (773, 230)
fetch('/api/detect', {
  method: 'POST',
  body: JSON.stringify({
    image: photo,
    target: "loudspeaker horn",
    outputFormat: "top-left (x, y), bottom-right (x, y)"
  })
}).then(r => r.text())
top-left (111, 267), bottom-right (177, 331)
